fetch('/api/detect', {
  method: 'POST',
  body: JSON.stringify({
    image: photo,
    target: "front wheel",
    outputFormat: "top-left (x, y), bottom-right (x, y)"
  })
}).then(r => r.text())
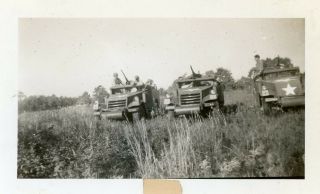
top-left (167, 110), bottom-right (175, 120)
top-left (132, 106), bottom-right (146, 122)
top-left (253, 89), bottom-right (261, 107)
top-left (132, 111), bottom-right (140, 122)
top-left (94, 114), bottom-right (101, 121)
top-left (261, 98), bottom-right (272, 115)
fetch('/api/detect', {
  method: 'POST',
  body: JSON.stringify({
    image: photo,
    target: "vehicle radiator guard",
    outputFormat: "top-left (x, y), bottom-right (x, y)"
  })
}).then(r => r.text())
top-left (108, 99), bottom-right (126, 109)
top-left (180, 93), bottom-right (201, 105)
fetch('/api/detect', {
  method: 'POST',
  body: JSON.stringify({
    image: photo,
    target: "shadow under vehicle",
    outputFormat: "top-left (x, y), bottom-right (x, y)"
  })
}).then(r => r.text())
top-left (163, 67), bottom-right (224, 118)
top-left (93, 83), bottom-right (160, 121)
top-left (253, 66), bottom-right (305, 114)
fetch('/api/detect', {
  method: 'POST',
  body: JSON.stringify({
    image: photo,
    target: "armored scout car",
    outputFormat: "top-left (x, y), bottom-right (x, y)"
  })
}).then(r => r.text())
top-left (164, 66), bottom-right (224, 118)
top-left (93, 73), bottom-right (160, 121)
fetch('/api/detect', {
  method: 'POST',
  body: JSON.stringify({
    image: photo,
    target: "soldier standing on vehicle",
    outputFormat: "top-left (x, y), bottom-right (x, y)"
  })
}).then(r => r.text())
top-left (113, 73), bottom-right (123, 86)
top-left (134, 75), bottom-right (144, 86)
top-left (254, 54), bottom-right (264, 78)
top-left (146, 79), bottom-right (156, 88)
top-left (252, 54), bottom-right (264, 108)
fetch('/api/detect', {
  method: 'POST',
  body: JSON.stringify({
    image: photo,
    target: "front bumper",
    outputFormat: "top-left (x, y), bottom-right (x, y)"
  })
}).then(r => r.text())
top-left (280, 95), bottom-right (305, 107)
top-left (99, 108), bottom-right (126, 119)
top-left (104, 111), bottom-right (124, 119)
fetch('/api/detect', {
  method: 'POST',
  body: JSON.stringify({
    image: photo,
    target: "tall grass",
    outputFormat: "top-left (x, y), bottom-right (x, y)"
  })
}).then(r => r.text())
top-left (122, 107), bottom-right (304, 178)
top-left (18, 92), bottom-right (304, 178)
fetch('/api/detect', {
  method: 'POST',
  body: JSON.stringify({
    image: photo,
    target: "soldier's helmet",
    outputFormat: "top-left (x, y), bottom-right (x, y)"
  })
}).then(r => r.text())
top-left (113, 73), bottom-right (118, 77)
top-left (146, 79), bottom-right (153, 85)
top-left (135, 75), bottom-right (140, 80)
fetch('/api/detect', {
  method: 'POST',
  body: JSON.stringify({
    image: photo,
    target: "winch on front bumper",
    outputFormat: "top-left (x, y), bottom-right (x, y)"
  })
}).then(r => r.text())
top-left (174, 105), bottom-right (201, 115)
top-left (280, 95), bottom-right (305, 107)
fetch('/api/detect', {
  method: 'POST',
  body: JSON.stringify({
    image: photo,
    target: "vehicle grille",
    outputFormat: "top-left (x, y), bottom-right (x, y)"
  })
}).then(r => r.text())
top-left (180, 93), bottom-right (201, 105)
top-left (108, 99), bottom-right (126, 109)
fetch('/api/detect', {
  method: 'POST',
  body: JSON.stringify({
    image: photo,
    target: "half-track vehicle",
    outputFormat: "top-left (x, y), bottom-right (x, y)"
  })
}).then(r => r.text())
top-left (93, 72), bottom-right (160, 121)
top-left (253, 66), bottom-right (305, 113)
top-left (164, 66), bottom-right (224, 118)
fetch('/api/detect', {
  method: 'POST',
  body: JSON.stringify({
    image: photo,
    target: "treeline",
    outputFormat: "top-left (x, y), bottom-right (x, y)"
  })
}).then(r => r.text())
top-left (18, 86), bottom-right (109, 113)
top-left (18, 95), bottom-right (78, 113)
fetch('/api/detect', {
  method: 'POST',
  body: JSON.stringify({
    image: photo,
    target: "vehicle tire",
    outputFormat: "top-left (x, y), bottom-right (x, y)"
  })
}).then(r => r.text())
top-left (253, 89), bottom-right (261, 107)
top-left (132, 106), bottom-right (146, 122)
top-left (261, 98), bottom-right (272, 115)
top-left (167, 110), bottom-right (175, 120)
top-left (94, 114), bottom-right (102, 129)
top-left (132, 111), bottom-right (140, 122)
top-left (94, 114), bottom-right (101, 121)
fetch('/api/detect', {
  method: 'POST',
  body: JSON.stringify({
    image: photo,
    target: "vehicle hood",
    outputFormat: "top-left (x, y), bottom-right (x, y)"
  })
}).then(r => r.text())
top-left (178, 86), bottom-right (212, 95)
top-left (262, 76), bottom-right (304, 97)
top-left (108, 94), bottom-right (128, 101)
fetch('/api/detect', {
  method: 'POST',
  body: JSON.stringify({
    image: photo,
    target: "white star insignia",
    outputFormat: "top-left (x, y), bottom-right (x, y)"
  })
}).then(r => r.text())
top-left (282, 83), bottom-right (296, 95)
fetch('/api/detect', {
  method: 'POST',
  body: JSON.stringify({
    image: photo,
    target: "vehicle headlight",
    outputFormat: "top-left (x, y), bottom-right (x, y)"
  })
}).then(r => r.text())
top-left (93, 100), bottom-right (99, 110)
top-left (164, 98), bottom-right (171, 105)
top-left (210, 89), bottom-right (216, 95)
top-left (261, 85), bottom-right (269, 96)
top-left (133, 96), bottom-right (140, 103)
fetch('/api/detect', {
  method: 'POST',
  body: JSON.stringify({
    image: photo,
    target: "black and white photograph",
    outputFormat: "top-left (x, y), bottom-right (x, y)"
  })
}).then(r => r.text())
top-left (17, 18), bottom-right (305, 179)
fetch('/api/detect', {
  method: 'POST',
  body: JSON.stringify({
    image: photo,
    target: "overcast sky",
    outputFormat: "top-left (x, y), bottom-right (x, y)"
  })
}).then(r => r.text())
top-left (19, 18), bottom-right (304, 97)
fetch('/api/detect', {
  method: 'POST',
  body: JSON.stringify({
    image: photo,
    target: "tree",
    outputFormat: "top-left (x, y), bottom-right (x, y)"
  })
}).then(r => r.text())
top-left (78, 91), bottom-right (92, 105)
top-left (235, 76), bottom-right (252, 90)
top-left (205, 70), bottom-right (215, 77)
top-left (18, 94), bottom-right (78, 113)
top-left (93, 85), bottom-right (109, 103)
top-left (214, 67), bottom-right (235, 89)
top-left (264, 56), bottom-right (293, 69)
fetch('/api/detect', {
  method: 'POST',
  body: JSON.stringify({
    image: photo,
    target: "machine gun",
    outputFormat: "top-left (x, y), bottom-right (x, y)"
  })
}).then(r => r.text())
top-left (190, 66), bottom-right (202, 78)
top-left (121, 70), bottom-right (131, 85)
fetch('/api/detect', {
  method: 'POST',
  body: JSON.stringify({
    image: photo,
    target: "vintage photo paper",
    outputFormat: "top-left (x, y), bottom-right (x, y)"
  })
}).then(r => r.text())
top-left (1, 0), bottom-right (319, 194)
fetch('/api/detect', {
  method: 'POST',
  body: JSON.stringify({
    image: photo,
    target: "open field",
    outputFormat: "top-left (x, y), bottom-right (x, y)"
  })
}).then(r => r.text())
top-left (17, 90), bottom-right (304, 178)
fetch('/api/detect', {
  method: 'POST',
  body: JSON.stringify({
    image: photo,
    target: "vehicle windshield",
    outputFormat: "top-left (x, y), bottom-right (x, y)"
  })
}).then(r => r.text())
top-left (111, 85), bottom-right (144, 94)
top-left (263, 73), bottom-right (278, 80)
top-left (178, 80), bottom-right (215, 88)
top-left (263, 70), bottom-right (299, 80)
top-left (277, 70), bottom-right (299, 78)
